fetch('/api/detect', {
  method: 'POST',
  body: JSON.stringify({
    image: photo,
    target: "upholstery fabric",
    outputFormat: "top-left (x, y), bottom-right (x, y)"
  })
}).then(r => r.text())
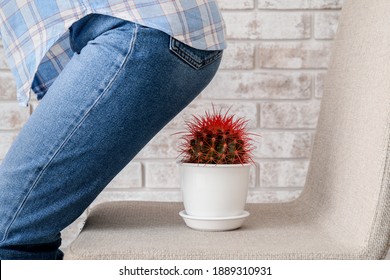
top-left (65, 201), bottom-right (384, 259)
top-left (65, 0), bottom-right (390, 259)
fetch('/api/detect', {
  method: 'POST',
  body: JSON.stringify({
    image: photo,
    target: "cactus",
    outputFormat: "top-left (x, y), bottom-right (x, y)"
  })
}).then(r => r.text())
top-left (177, 107), bottom-right (256, 165)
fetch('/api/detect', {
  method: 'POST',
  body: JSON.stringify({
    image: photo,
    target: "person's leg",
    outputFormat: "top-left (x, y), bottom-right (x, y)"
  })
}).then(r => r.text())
top-left (0, 14), bottom-right (222, 259)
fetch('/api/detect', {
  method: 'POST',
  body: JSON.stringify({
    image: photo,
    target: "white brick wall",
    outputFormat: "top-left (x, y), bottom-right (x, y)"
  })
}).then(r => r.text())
top-left (0, 0), bottom-right (343, 249)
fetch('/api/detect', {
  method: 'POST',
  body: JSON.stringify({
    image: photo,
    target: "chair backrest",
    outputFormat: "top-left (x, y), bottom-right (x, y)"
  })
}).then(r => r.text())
top-left (298, 0), bottom-right (390, 258)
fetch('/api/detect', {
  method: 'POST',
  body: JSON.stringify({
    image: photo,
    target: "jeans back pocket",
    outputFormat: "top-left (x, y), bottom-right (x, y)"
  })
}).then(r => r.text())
top-left (169, 37), bottom-right (223, 70)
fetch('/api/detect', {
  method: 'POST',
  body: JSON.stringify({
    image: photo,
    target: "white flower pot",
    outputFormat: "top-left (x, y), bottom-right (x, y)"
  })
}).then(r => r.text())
top-left (178, 162), bottom-right (250, 218)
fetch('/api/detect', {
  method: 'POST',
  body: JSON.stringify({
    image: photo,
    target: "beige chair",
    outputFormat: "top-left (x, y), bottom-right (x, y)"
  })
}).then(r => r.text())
top-left (65, 0), bottom-right (390, 259)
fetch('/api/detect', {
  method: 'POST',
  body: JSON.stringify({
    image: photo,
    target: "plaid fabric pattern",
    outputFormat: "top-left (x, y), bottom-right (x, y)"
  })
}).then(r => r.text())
top-left (0, 0), bottom-right (226, 107)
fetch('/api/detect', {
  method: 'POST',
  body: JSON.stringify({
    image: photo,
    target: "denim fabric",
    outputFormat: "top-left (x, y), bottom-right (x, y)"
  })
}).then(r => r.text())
top-left (0, 0), bottom-right (226, 107)
top-left (0, 14), bottom-right (222, 260)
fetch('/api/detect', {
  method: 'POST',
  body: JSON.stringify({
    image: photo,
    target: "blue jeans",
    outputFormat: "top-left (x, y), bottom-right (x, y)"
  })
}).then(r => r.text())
top-left (0, 14), bottom-right (222, 259)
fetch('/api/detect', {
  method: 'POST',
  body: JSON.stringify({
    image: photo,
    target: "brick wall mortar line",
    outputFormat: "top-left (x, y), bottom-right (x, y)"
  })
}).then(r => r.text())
top-left (202, 97), bottom-right (315, 102)
top-left (257, 9), bottom-right (341, 12)
top-left (216, 69), bottom-right (328, 73)
top-left (222, 10), bottom-right (315, 14)
top-left (252, 186), bottom-right (304, 191)
top-left (202, 97), bottom-right (313, 102)
top-left (227, 38), bottom-right (318, 42)
top-left (136, 157), bottom-right (312, 162)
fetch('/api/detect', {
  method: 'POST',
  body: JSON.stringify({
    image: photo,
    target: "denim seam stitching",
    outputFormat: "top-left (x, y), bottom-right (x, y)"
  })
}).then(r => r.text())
top-left (0, 24), bottom-right (139, 244)
top-left (169, 37), bottom-right (222, 70)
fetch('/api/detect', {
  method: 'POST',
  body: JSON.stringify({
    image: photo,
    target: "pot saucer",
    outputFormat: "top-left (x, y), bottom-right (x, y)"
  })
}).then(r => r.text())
top-left (179, 210), bottom-right (250, 231)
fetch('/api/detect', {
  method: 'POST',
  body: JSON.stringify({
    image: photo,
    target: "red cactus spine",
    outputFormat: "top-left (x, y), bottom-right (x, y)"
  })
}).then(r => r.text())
top-left (178, 107), bottom-right (256, 165)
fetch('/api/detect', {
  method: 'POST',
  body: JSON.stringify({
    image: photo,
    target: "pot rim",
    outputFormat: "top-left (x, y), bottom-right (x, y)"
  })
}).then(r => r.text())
top-left (176, 161), bottom-right (251, 168)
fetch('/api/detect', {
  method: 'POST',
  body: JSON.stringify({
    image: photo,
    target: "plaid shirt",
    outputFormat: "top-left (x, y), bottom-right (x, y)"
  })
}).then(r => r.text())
top-left (0, 0), bottom-right (226, 107)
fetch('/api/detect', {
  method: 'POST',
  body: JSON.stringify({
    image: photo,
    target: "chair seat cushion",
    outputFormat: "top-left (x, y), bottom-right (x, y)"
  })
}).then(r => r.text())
top-left (64, 201), bottom-right (369, 259)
